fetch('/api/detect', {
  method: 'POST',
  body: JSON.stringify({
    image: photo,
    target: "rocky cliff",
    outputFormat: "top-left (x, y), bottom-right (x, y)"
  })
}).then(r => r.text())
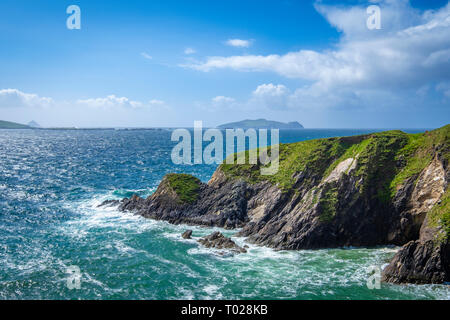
top-left (106, 125), bottom-right (449, 284)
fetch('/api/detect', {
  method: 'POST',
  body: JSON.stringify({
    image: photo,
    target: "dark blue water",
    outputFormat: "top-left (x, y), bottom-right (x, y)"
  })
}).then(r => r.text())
top-left (0, 128), bottom-right (448, 300)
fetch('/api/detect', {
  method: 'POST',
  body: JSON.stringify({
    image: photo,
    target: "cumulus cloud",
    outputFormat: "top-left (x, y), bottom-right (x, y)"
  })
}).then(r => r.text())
top-left (77, 95), bottom-right (144, 109)
top-left (0, 89), bottom-right (54, 108)
top-left (149, 99), bottom-right (165, 105)
top-left (184, 47), bottom-right (196, 55)
top-left (251, 84), bottom-right (290, 110)
top-left (141, 52), bottom-right (153, 60)
top-left (212, 96), bottom-right (235, 103)
top-left (225, 39), bottom-right (252, 48)
top-left (185, 1), bottom-right (450, 109)
top-left (76, 95), bottom-right (168, 110)
top-left (436, 82), bottom-right (450, 98)
top-left (211, 96), bottom-right (236, 109)
top-left (208, 84), bottom-right (290, 111)
top-left (0, 90), bottom-right (166, 111)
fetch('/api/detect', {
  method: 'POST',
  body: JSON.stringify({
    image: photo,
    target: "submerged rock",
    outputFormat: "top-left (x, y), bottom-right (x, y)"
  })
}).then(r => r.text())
top-left (182, 230), bottom-right (193, 239)
top-left (198, 232), bottom-right (247, 254)
top-left (97, 199), bottom-right (120, 208)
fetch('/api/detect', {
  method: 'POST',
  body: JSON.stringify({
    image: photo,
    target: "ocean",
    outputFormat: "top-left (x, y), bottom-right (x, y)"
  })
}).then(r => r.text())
top-left (0, 128), bottom-right (449, 300)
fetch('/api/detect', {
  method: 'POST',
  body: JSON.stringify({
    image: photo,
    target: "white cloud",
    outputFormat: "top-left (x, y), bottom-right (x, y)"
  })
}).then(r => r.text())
top-left (211, 96), bottom-right (236, 109)
top-left (141, 52), bottom-right (153, 60)
top-left (185, 1), bottom-right (450, 109)
top-left (149, 99), bottom-right (165, 105)
top-left (212, 96), bottom-right (235, 103)
top-left (0, 90), bottom-right (166, 111)
top-left (184, 47), bottom-right (196, 55)
top-left (77, 95), bottom-right (143, 109)
top-left (0, 89), bottom-right (173, 127)
top-left (252, 84), bottom-right (290, 110)
top-left (225, 39), bottom-right (252, 48)
top-left (436, 82), bottom-right (450, 98)
top-left (314, 0), bottom-right (422, 40)
top-left (0, 89), bottom-right (54, 108)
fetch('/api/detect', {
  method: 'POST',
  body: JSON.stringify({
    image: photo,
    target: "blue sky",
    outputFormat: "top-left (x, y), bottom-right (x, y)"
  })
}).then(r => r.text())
top-left (0, 0), bottom-right (449, 128)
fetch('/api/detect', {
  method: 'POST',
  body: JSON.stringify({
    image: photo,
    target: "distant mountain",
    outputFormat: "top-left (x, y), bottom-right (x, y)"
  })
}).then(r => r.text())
top-left (27, 121), bottom-right (41, 128)
top-left (0, 120), bottom-right (30, 129)
top-left (218, 119), bottom-right (304, 129)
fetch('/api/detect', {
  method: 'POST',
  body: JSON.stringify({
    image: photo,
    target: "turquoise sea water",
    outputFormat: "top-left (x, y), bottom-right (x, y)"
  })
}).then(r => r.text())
top-left (0, 128), bottom-right (449, 300)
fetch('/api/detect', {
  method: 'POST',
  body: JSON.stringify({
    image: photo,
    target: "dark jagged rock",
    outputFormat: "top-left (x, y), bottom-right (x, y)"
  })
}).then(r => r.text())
top-left (98, 194), bottom-right (145, 210)
top-left (113, 125), bottom-right (449, 284)
top-left (182, 230), bottom-right (193, 239)
top-left (198, 232), bottom-right (247, 254)
top-left (382, 196), bottom-right (450, 284)
top-left (119, 194), bottom-right (145, 212)
top-left (382, 240), bottom-right (449, 284)
top-left (97, 199), bottom-right (120, 208)
top-left (118, 172), bottom-right (249, 229)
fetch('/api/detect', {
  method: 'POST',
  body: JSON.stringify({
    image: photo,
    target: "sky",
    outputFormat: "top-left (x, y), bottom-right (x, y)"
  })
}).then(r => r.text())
top-left (0, 0), bottom-right (449, 128)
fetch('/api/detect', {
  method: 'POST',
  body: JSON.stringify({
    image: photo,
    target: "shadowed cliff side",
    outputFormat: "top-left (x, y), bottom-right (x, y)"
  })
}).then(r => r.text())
top-left (104, 124), bottom-right (449, 284)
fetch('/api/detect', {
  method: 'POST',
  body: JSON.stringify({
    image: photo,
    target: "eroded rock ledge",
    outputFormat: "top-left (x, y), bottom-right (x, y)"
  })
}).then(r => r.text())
top-left (100, 125), bottom-right (450, 284)
top-left (198, 232), bottom-right (247, 254)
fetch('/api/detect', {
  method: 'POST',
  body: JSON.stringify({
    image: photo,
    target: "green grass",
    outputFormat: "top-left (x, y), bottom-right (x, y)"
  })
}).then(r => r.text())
top-left (221, 137), bottom-right (358, 191)
top-left (318, 186), bottom-right (339, 222)
top-left (219, 125), bottom-right (449, 204)
top-left (352, 131), bottom-right (409, 202)
top-left (389, 125), bottom-right (450, 197)
top-left (428, 189), bottom-right (450, 243)
top-left (322, 138), bottom-right (371, 178)
top-left (166, 173), bottom-right (201, 204)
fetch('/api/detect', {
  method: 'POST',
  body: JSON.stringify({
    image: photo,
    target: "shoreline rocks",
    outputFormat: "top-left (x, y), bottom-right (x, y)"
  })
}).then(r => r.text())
top-left (382, 240), bottom-right (449, 284)
top-left (197, 232), bottom-right (247, 254)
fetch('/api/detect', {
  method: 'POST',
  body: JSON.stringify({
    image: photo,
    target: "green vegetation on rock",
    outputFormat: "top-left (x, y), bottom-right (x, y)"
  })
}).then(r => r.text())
top-left (221, 137), bottom-right (357, 191)
top-left (318, 186), bottom-right (339, 222)
top-left (220, 125), bottom-right (449, 203)
top-left (166, 173), bottom-right (201, 204)
top-left (352, 131), bottom-right (409, 202)
top-left (389, 125), bottom-right (450, 196)
top-left (428, 189), bottom-right (450, 243)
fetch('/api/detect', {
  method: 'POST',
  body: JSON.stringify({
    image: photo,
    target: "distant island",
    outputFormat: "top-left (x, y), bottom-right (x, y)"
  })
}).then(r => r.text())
top-left (0, 120), bottom-right (30, 129)
top-left (27, 121), bottom-right (41, 128)
top-left (218, 119), bottom-right (304, 129)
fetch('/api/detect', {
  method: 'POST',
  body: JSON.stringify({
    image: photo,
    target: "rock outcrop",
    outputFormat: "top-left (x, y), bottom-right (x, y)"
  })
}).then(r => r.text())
top-left (100, 125), bottom-right (450, 284)
top-left (114, 172), bottom-right (249, 229)
top-left (198, 232), bottom-right (247, 254)
top-left (182, 230), bottom-right (193, 239)
top-left (381, 240), bottom-right (449, 284)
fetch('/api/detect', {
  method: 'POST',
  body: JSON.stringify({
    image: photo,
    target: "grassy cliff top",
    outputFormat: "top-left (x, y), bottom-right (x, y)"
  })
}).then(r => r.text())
top-left (166, 173), bottom-right (202, 204)
top-left (220, 124), bottom-right (449, 240)
top-left (220, 125), bottom-right (449, 196)
top-left (428, 188), bottom-right (449, 242)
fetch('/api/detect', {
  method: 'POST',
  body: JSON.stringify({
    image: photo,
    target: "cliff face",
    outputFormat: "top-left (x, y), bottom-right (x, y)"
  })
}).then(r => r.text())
top-left (110, 125), bottom-right (449, 284)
